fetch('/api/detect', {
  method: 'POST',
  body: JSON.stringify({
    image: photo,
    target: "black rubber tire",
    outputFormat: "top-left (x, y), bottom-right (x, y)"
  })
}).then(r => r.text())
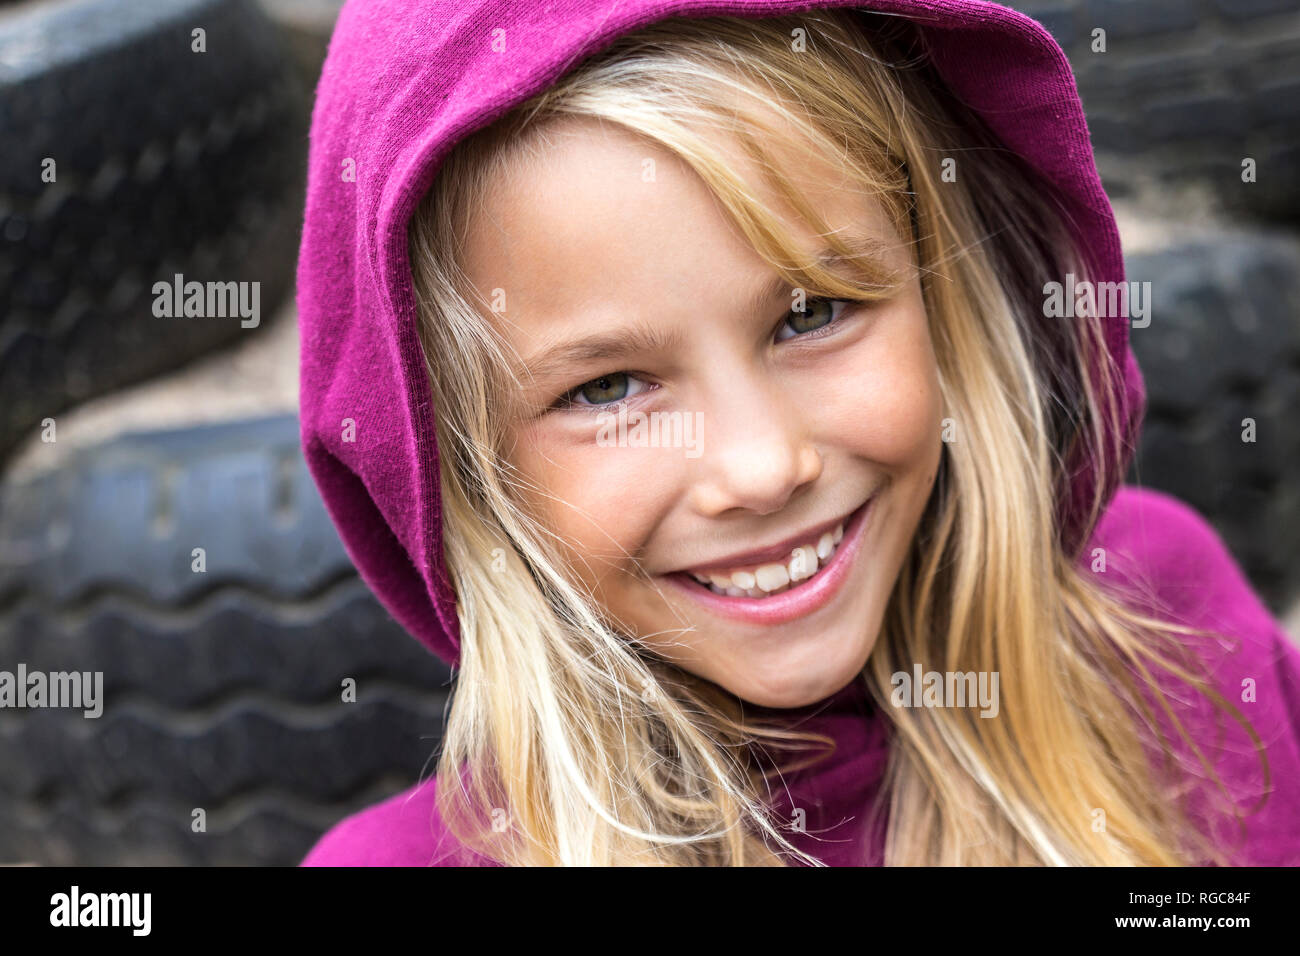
top-left (1123, 230), bottom-right (1300, 610)
top-left (0, 416), bottom-right (454, 866)
top-left (0, 0), bottom-right (308, 467)
top-left (1006, 0), bottom-right (1300, 222)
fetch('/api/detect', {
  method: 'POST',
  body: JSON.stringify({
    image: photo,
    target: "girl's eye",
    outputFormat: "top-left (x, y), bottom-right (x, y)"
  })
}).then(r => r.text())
top-left (561, 371), bottom-right (652, 409)
top-left (554, 298), bottom-right (857, 412)
top-left (775, 297), bottom-right (854, 342)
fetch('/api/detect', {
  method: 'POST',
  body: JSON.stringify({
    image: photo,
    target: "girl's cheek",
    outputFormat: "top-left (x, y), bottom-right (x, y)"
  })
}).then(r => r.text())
top-left (511, 430), bottom-right (675, 571)
top-left (814, 302), bottom-right (943, 468)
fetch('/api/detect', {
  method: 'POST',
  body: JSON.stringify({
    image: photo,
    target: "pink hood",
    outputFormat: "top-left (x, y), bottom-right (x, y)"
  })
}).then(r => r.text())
top-left (297, 0), bottom-right (1300, 865)
top-left (296, 0), bottom-right (1142, 667)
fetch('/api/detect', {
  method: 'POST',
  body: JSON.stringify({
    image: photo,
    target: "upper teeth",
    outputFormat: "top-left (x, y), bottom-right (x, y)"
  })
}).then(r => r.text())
top-left (688, 522), bottom-right (845, 598)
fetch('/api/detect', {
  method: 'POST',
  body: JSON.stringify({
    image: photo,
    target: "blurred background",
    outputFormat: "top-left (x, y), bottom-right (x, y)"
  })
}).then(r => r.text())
top-left (0, 0), bottom-right (1297, 864)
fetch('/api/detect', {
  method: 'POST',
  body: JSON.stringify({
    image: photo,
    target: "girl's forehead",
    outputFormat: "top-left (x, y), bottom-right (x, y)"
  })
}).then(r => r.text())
top-left (460, 114), bottom-right (905, 313)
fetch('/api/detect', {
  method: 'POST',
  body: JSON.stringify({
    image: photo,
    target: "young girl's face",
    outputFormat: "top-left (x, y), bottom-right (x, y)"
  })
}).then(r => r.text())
top-left (461, 115), bottom-right (944, 709)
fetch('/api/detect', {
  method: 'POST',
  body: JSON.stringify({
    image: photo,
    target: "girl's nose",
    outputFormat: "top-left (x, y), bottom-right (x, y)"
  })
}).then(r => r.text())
top-left (686, 378), bottom-right (823, 517)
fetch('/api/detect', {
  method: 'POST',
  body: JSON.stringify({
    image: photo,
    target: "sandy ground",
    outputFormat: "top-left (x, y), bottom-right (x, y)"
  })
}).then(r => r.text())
top-left (7, 299), bottom-right (300, 482)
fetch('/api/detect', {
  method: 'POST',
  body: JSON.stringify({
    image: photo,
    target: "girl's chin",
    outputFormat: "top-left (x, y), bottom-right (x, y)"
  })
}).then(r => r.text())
top-left (663, 623), bottom-right (882, 708)
top-left (706, 656), bottom-right (876, 710)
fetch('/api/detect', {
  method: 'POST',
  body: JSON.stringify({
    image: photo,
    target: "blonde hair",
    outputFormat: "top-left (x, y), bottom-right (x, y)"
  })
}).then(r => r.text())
top-left (406, 9), bottom-right (1266, 865)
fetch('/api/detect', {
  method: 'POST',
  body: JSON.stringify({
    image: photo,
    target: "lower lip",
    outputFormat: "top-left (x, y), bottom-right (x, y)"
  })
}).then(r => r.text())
top-left (664, 494), bottom-right (878, 626)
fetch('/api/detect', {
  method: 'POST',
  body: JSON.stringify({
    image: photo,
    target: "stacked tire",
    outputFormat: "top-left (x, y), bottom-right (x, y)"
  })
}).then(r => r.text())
top-left (0, 416), bottom-right (454, 865)
top-left (0, 0), bottom-right (307, 467)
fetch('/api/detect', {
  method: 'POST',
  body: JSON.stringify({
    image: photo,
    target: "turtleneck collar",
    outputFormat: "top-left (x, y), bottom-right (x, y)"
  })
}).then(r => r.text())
top-left (738, 676), bottom-right (893, 866)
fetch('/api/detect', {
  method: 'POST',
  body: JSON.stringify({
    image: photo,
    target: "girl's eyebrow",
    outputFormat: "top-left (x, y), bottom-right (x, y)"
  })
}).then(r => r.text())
top-left (521, 238), bottom-right (897, 383)
top-left (523, 322), bottom-right (686, 384)
top-left (744, 238), bottom-right (900, 317)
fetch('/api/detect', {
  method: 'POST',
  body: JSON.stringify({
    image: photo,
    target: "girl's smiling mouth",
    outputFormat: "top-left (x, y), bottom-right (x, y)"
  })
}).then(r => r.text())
top-left (664, 493), bottom-right (878, 625)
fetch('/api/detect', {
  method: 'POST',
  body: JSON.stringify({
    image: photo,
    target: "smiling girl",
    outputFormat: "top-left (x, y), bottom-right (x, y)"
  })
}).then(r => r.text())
top-left (297, 1), bottom-right (1300, 866)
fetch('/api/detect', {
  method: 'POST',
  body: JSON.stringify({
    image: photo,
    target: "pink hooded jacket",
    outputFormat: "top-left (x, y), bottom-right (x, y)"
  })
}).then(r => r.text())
top-left (295, 0), bottom-right (1300, 865)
